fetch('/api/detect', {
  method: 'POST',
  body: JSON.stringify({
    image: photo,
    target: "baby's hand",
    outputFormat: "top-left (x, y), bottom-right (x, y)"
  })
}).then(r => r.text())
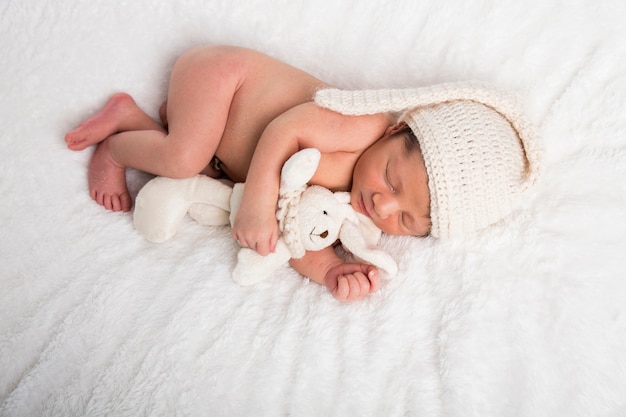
top-left (324, 263), bottom-right (381, 302)
top-left (232, 202), bottom-right (278, 256)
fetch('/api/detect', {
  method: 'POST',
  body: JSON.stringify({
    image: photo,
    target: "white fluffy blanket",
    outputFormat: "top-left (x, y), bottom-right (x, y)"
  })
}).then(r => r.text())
top-left (1, 1), bottom-right (625, 416)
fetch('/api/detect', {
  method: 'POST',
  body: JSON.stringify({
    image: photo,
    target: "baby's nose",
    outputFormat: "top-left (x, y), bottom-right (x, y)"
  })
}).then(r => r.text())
top-left (373, 193), bottom-right (399, 219)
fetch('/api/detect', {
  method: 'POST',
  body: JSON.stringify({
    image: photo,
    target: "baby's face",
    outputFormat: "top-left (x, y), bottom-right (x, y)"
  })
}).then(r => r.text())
top-left (350, 131), bottom-right (431, 236)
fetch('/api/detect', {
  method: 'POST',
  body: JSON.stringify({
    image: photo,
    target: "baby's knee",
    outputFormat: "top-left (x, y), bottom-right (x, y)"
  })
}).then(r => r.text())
top-left (163, 145), bottom-right (210, 179)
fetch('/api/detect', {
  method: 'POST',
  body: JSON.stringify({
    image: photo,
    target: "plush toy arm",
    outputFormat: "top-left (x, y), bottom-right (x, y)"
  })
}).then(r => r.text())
top-left (338, 220), bottom-right (398, 278)
top-left (232, 239), bottom-right (292, 286)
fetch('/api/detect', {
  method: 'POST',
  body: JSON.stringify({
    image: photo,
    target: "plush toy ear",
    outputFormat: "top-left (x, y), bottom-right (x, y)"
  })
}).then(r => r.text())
top-left (339, 219), bottom-right (398, 278)
top-left (353, 212), bottom-right (382, 247)
top-left (280, 148), bottom-right (321, 191)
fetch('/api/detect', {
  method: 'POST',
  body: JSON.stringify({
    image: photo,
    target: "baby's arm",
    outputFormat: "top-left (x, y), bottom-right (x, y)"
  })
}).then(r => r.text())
top-left (231, 114), bottom-right (299, 255)
top-left (233, 103), bottom-right (379, 255)
top-left (290, 248), bottom-right (381, 302)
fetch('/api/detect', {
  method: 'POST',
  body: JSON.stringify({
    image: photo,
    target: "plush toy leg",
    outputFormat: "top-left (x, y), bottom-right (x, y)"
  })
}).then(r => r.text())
top-left (188, 178), bottom-right (233, 226)
top-left (188, 204), bottom-right (230, 226)
top-left (227, 183), bottom-right (245, 226)
top-left (232, 240), bottom-right (292, 286)
top-left (134, 175), bottom-right (233, 243)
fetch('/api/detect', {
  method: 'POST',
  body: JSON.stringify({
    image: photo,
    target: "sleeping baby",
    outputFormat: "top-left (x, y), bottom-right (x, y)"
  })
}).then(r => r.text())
top-left (65, 45), bottom-right (540, 301)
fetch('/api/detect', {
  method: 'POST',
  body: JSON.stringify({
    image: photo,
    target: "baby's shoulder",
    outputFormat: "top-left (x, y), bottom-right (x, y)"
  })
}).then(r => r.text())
top-left (332, 110), bottom-right (394, 150)
top-left (280, 102), bottom-right (393, 153)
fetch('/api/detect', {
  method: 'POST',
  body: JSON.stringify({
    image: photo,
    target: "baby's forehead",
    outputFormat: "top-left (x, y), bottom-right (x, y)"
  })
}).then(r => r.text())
top-left (395, 138), bottom-right (430, 214)
top-left (388, 131), bottom-right (424, 163)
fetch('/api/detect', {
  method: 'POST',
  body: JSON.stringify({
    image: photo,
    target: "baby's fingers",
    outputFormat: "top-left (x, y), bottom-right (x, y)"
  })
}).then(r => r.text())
top-left (365, 267), bottom-right (381, 293)
top-left (233, 232), bottom-right (277, 256)
top-left (333, 273), bottom-right (371, 302)
top-left (254, 228), bottom-right (279, 255)
top-left (352, 272), bottom-right (374, 300)
top-left (334, 276), bottom-right (351, 301)
top-left (254, 238), bottom-right (273, 256)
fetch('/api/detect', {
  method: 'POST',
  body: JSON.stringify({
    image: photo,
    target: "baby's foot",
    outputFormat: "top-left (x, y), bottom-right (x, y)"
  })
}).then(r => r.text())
top-left (65, 93), bottom-right (136, 151)
top-left (88, 139), bottom-right (132, 212)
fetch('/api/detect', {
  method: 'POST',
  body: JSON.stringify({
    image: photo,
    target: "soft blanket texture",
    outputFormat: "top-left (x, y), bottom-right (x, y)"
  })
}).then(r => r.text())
top-left (1, 1), bottom-right (625, 416)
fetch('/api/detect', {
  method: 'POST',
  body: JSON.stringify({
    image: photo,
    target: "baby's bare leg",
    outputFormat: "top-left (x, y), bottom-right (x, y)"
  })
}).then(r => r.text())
top-left (70, 46), bottom-right (243, 212)
top-left (65, 93), bottom-right (164, 150)
top-left (88, 138), bottom-right (133, 211)
top-left (66, 93), bottom-right (167, 212)
top-left (105, 46), bottom-right (241, 179)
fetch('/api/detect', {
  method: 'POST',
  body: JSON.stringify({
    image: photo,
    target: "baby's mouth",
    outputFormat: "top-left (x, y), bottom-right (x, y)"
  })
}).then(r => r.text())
top-left (359, 195), bottom-right (371, 218)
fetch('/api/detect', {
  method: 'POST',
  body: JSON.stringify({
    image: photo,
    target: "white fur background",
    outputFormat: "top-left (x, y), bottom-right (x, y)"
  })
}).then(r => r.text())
top-left (1, 1), bottom-right (626, 416)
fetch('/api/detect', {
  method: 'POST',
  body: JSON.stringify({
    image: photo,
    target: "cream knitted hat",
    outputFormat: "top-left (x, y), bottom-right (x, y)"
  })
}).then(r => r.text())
top-left (314, 81), bottom-right (540, 238)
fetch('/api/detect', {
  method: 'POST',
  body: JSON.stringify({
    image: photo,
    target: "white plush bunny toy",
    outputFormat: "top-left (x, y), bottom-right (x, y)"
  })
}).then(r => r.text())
top-left (133, 148), bottom-right (398, 286)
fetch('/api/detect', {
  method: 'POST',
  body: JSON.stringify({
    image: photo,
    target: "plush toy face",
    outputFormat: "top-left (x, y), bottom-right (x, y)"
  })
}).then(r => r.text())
top-left (297, 186), bottom-right (356, 251)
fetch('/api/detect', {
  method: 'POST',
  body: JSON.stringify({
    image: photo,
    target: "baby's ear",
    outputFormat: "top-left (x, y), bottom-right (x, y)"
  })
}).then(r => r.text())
top-left (384, 122), bottom-right (408, 137)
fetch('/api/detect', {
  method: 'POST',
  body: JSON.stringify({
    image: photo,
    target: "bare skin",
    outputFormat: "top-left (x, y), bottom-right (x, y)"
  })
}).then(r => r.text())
top-left (66, 93), bottom-right (165, 210)
top-left (65, 45), bottom-right (430, 301)
top-left (66, 46), bottom-right (327, 211)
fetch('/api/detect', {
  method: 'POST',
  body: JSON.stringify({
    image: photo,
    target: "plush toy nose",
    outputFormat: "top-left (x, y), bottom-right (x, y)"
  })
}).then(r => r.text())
top-left (320, 230), bottom-right (328, 238)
